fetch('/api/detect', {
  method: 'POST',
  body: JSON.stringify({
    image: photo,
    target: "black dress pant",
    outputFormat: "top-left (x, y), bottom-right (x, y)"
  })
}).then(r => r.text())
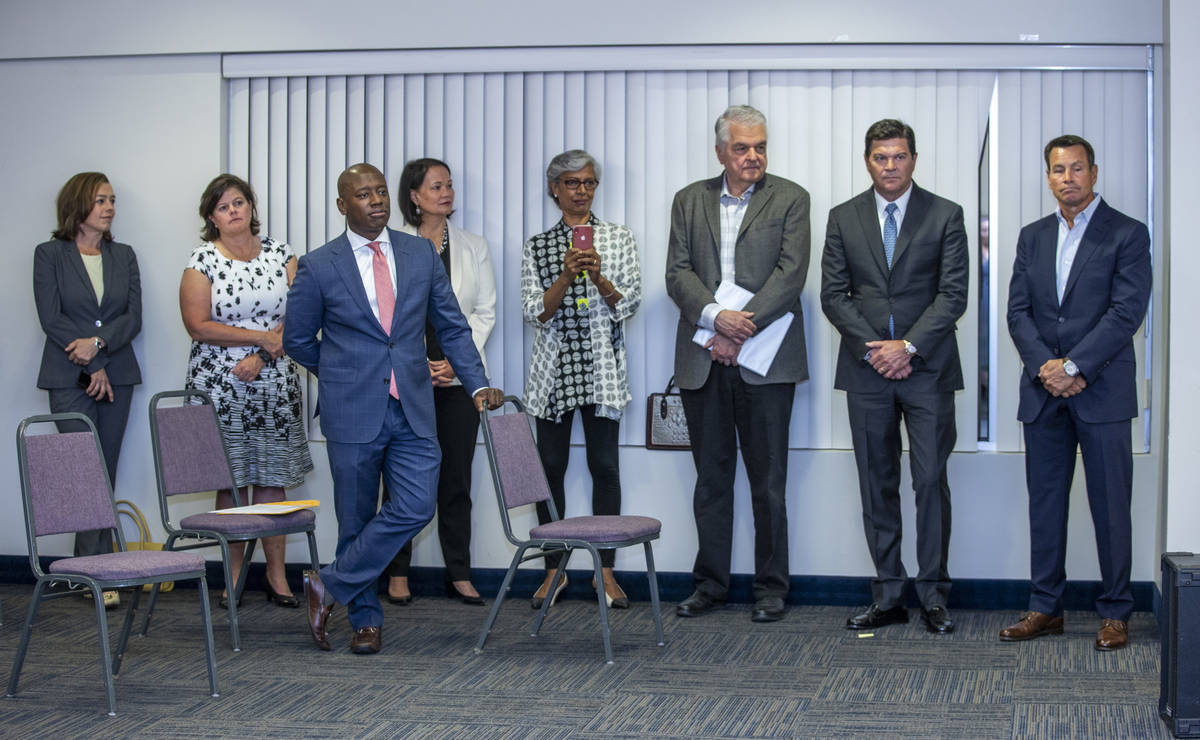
top-left (534, 405), bottom-right (621, 569)
top-left (48, 385), bottom-right (134, 557)
top-left (846, 382), bottom-right (955, 610)
top-left (387, 385), bottom-right (481, 582)
top-left (679, 364), bottom-right (794, 601)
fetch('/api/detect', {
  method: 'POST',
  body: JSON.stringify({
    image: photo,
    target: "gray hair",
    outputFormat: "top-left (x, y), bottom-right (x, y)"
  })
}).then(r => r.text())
top-left (715, 105), bottom-right (767, 147)
top-left (546, 149), bottom-right (601, 199)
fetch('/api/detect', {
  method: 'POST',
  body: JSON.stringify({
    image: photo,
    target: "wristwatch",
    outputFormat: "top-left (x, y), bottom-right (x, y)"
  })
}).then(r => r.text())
top-left (92, 337), bottom-right (105, 350)
top-left (903, 340), bottom-right (917, 355)
top-left (1063, 358), bottom-right (1079, 377)
top-left (256, 348), bottom-right (273, 363)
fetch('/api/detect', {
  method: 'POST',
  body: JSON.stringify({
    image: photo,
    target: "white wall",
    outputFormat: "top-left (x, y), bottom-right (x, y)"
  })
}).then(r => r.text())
top-left (0, 1), bottom-right (1176, 592)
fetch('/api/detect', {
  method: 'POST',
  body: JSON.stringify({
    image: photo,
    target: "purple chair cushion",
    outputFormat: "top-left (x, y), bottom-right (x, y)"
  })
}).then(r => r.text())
top-left (179, 508), bottom-right (316, 535)
top-left (48, 550), bottom-right (205, 580)
top-left (530, 515), bottom-right (661, 543)
top-left (25, 432), bottom-right (118, 536)
top-left (487, 412), bottom-right (553, 509)
top-left (156, 404), bottom-right (237, 495)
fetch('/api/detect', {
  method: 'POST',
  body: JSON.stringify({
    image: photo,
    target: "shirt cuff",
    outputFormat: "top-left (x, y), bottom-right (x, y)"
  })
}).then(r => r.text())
top-left (469, 386), bottom-right (489, 399)
top-left (699, 302), bottom-right (721, 331)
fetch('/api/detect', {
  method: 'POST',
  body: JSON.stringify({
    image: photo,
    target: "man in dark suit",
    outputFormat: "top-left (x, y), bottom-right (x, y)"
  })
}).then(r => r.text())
top-left (821, 119), bottom-right (968, 634)
top-left (1000, 135), bottom-right (1151, 651)
top-left (284, 163), bottom-right (502, 654)
top-left (666, 105), bottom-right (810, 623)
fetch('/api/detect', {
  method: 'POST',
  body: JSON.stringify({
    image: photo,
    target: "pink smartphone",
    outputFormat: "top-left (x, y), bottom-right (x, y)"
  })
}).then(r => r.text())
top-left (572, 225), bottom-right (593, 250)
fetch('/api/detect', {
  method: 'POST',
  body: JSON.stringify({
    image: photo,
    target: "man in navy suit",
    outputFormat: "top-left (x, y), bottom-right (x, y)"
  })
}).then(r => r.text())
top-left (284, 163), bottom-right (502, 654)
top-left (821, 119), bottom-right (968, 635)
top-left (1001, 135), bottom-right (1151, 651)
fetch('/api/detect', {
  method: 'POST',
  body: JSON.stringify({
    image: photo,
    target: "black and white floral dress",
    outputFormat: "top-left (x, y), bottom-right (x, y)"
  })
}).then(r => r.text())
top-left (185, 237), bottom-right (313, 488)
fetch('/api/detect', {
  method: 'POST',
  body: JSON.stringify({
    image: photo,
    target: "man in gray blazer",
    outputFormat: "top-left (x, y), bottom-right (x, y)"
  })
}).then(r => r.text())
top-left (666, 105), bottom-right (810, 623)
top-left (821, 119), bottom-right (968, 634)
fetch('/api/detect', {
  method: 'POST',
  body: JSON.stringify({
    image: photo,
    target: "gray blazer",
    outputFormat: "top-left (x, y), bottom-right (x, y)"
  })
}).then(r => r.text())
top-left (34, 239), bottom-right (142, 389)
top-left (665, 173), bottom-right (811, 389)
top-left (820, 183), bottom-right (969, 394)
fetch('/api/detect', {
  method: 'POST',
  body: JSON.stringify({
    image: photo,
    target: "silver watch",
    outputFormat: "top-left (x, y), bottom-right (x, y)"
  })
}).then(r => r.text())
top-left (903, 340), bottom-right (917, 355)
top-left (1063, 359), bottom-right (1079, 377)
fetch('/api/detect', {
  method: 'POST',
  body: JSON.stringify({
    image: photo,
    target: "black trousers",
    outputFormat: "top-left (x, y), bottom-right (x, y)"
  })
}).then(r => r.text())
top-left (386, 385), bottom-right (481, 582)
top-left (846, 383), bottom-right (956, 610)
top-left (48, 385), bottom-right (134, 557)
top-left (679, 364), bottom-right (794, 601)
top-left (535, 405), bottom-right (621, 569)
top-left (1023, 397), bottom-right (1134, 621)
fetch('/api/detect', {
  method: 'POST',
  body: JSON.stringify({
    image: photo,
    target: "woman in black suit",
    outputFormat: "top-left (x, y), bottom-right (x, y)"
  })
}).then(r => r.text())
top-left (33, 172), bottom-right (142, 609)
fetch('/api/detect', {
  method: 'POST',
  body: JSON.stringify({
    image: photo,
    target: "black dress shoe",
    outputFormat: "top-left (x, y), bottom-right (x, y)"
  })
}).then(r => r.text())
top-left (751, 596), bottom-right (786, 623)
top-left (446, 582), bottom-right (485, 606)
top-left (675, 590), bottom-right (725, 618)
top-left (845, 603), bottom-right (909, 630)
top-left (921, 605), bottom-right (955, 634)
top-left (386, 592), bottom-right (412, 606)
top-left (264, 581), bottom-right (299, 608)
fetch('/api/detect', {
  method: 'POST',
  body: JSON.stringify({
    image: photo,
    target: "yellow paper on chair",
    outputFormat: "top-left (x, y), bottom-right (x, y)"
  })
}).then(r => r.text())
top-left (211, 500), bottom-right (320, 515)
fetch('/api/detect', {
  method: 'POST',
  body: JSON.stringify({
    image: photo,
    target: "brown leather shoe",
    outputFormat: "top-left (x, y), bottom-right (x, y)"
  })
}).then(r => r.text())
top-left (999, 611), bottom-right (1064, 641)
top-left (303, 569), bottom-right (334, 651)
top-left (1095, 618), bottom-right (1128, 651)
top-left (350, 626), bottom-right (381, 654)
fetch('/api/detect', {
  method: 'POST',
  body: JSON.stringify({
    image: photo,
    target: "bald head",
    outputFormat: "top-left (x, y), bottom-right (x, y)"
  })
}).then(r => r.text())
top-left (336, 163), bottom-right (390, 239)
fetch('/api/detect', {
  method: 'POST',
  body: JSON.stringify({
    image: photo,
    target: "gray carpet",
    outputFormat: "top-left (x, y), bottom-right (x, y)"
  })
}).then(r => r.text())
top-left (0, 583), bottom-right (1171, 738)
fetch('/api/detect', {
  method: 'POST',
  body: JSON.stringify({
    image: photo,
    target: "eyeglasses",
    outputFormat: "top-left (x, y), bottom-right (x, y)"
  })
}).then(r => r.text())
top-left (559, 178), bottom-right (599, 191)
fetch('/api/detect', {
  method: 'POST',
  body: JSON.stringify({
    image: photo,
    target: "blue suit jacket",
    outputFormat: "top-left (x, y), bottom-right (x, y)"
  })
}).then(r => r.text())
top-left (283, 228), bottom-right (488, 443)
top-left (1006, 198), bottom-right (1151, 424)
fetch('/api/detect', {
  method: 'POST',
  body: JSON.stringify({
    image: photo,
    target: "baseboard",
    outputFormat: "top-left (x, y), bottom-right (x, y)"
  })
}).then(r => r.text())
top-left (0, 554), bottom-right (1155, 611)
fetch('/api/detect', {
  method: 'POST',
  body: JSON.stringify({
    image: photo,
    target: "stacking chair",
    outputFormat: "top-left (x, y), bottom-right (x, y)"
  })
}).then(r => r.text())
top-left (474, 397), bottom-right (665, 664)
top-left (8, 413), bottom-right (218, 716)
top-left (144, 389), bottom-right (320, 651)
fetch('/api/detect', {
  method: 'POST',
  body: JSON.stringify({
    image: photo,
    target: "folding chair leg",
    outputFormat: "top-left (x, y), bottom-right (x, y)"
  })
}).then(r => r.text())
top-left (90, 584), bottom-right (118, 716)
top-left (6, 580), bottom-right (48, 698)
top-left (142, 532), bottom-right (180, 636)
top-left (198, 576), bottom-right (219, 698)
top-left (112, 587), bottom-right (143, 676)
top-left (589, 549), bottom-right (614, 665)
top-left (644, 541), bottom-right (665, 647)
top-left (475, 546), bottom-right (528, 654)
top-left (218, 541), bottom-right (241, 652)
top-left (306, 531), bottom-right (320, 572)
top-left (234, 539), bottom-right (257, 603)
top-left (531, 549), bottom-right (570, 637)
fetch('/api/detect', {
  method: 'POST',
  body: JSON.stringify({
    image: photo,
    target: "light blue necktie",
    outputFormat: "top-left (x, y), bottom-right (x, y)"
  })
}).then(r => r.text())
top-left (884, 202), bottom-right (898, 338)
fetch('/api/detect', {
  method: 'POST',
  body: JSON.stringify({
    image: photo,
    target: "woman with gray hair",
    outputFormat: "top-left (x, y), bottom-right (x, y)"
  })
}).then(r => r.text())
top-left (520, 149), bottom-right (642, 610)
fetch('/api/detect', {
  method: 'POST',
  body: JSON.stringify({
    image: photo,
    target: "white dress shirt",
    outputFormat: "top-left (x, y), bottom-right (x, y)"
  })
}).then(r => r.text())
top-left (699, 176), bottom-right (757, 331)
top-left (874, 182), bottom-right (914, 242)
top-left (346, 228), bottom-right (395, 324)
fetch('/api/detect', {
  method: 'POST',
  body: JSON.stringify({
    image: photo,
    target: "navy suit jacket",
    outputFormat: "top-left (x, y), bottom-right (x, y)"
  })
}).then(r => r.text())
top-left (1006, 198), bottom-right (1151, 424)
top-left (33, 239), bottom-right (142, 389)
top-left (821, 183), bottom-right (969, 393)
top-left (283, 227), bottom-right (488, 443)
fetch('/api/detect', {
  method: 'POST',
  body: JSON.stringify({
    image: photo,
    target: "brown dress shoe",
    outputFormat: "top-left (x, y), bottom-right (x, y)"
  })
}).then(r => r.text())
top-left (303, 569), bottom-right (334, 651)
top-left (350, 626), bottom-right (382, 654)
top-left (1095, 618), bottom-right (1128, 651)
top-left (999, 611), bottom-right (1064, 641)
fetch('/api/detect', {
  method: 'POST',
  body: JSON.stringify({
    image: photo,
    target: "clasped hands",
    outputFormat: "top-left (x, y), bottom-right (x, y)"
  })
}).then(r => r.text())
top-left (1038, 358), bottom-right (1087, 398)
top-left (232, 325), bottom-right (285, 382)
top-left (704, 309), bottom-right (756, 366)
top-left (865, 340), bottom-right (913, 380)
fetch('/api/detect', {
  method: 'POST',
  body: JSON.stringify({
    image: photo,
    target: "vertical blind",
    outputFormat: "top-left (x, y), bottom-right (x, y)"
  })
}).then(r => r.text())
top-left (225, 60), bottom-right (1150, 453)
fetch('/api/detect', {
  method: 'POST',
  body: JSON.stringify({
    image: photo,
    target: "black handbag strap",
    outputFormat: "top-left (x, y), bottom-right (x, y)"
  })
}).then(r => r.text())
top-left (658, 376), bottom-right (679, 419)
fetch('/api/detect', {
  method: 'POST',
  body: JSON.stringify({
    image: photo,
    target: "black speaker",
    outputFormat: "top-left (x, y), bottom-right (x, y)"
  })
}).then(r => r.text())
top-left (1161, 552), bottom-right (1200, 738)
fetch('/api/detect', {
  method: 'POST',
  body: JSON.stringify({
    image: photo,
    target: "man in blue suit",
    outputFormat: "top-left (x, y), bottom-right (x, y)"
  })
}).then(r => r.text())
top-left (1001, 135), bottom-right (1151, 651)
top-left (284, 163), bottom-right (502, 654)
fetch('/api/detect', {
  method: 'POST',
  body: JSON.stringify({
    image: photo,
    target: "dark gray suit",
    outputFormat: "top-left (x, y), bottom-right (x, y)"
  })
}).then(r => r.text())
top-left (666, 173), bottom-right (810, 600)
top-left (33, 238), bottom-right (142, 556)
top-left (820, 183), bottom-right (968, 609)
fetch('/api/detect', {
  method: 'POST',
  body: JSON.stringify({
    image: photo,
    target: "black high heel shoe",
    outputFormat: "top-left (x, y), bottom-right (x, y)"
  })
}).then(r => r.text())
top-left (445, 581), bottom-right (485, 606)
top-left (264, 580), bottom-right (299, 608)
top-left (218, 592), bottom-right (243, 610)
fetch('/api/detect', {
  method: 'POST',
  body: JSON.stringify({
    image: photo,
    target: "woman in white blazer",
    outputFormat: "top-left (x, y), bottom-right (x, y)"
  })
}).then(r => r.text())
top-left (384, 158), bottom-right (497, 606)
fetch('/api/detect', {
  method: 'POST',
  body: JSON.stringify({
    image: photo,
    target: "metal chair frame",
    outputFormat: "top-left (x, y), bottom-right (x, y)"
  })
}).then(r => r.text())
top-left (7, 413), bottom-right (218, 716)
top-left (474, 396), bottom-right (665, 664)
top-left (144, 389), bottom-right (320, 651)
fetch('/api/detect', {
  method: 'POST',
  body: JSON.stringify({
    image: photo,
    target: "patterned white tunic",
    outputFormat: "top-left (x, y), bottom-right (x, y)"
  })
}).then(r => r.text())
top-left (521, 216), bottom-right (642, 422)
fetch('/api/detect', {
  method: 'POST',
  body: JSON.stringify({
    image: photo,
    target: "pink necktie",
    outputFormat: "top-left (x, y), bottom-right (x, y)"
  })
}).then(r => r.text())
top-left (368, 241), bottom-right (399, 400)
